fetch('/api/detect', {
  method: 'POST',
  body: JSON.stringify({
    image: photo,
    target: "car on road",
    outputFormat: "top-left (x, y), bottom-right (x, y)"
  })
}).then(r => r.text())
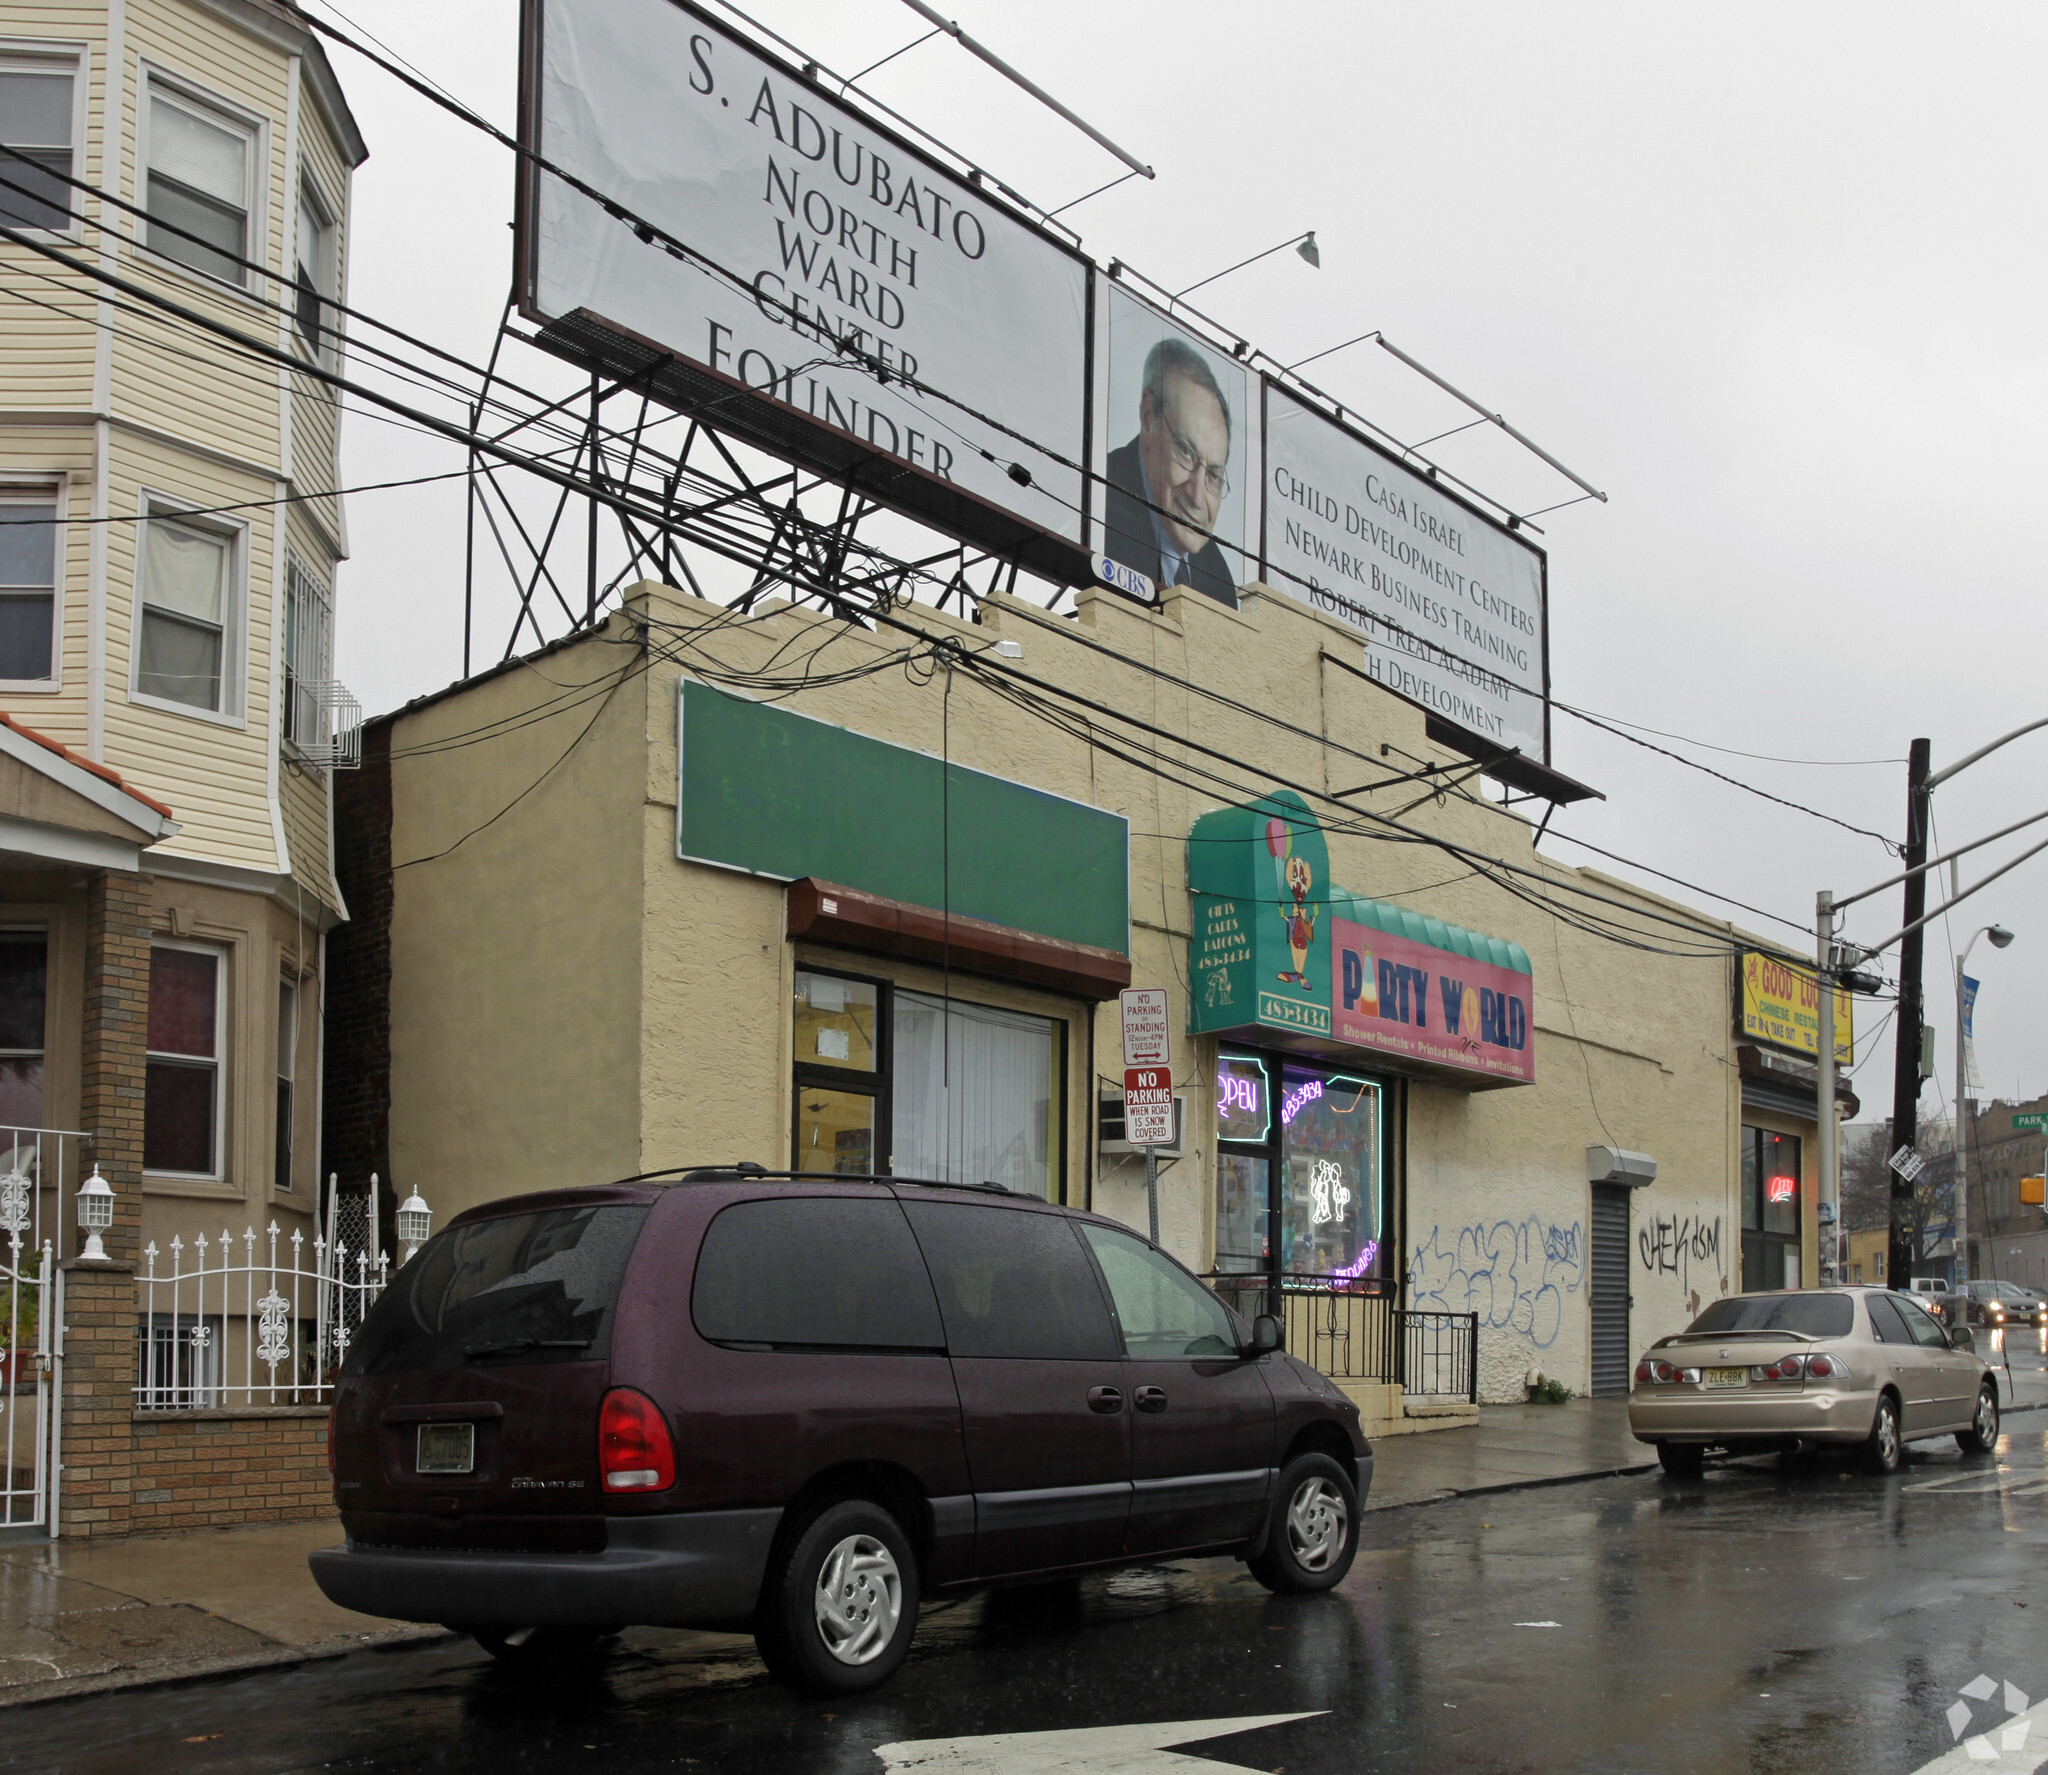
top-left (1958, 1279), bottom-right (2048, 1330)
top-left (1628, 1287), bottom-right (1998, 1478)
top-left (1908, 1276), bottom-right (1959, 1327)
top-left (310, 1169), bottom-right (1370, 1694)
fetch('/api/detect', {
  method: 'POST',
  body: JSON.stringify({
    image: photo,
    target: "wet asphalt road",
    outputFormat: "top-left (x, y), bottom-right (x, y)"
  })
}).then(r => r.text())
top-left (10, 1423), bottom-right (2048, 1775)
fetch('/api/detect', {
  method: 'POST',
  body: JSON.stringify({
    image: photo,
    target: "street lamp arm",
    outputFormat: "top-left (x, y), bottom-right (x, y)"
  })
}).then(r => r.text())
top-left (1831, 801), bottom-right (2048, 914)
top-left (1926, 714), bottom-right (2048, 792)
top-left (1852, 827), bottom-right (2048, 960)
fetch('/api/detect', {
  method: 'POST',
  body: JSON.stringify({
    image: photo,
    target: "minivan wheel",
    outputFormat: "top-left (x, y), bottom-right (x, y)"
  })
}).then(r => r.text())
top-left (1247, 1453), bottom-right (1358, 1595)
top-left (472, 1625), bottom-right (616, 1665)
top-left (1864, 1395), bottom-right (1904, 1476)
top-left (755, 1499), bottom-right (919, 1694)
top-left (1958, 1384), bottom-right (2000, 1456)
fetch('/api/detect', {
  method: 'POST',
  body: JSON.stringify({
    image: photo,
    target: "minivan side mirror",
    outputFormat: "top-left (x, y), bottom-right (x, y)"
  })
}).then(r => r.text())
top-left (1249, 1314), bottom-right (1283, 1356)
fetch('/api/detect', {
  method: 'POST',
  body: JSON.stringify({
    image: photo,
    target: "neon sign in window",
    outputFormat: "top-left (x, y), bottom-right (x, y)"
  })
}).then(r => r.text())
top-left (1766, 1174), bottom-right (1796, 1206)
top-left (1216, 1056), bottom-right (1270, 1142)
top-left (1280, 1078), bottom-right (1323, 1126)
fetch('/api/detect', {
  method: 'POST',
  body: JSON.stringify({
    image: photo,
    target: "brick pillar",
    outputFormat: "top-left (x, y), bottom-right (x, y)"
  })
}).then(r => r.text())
top-left (61, 870), bottom-right (152, 1536)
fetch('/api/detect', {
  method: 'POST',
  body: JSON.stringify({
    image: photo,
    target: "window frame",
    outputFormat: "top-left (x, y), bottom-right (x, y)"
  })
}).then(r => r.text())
top-left (1213, 1043), bottom-right (1396, 1292)
top-left (1739, 1123), bottom-right (1804, 1292)
top-left (293, 171), bottom-right (339, 362)
top-left (0, 40), bottom-right (88, 242)
top-left (790, 963), bottom-right (1071, 1203)
top-left (281, 552), bottom-right (332, 753)
top-left (0, 925), bottom-right (50, 1132)
top-left (136, 66), bottom-right (266, 300)
top-left (130, 491), bottom-right (246, 725)
top-left (274, 975), bottom-right (297, 1195)
top-left (144, 938), bottom-right (227, 1183)
top-left (0, 477), bottom-right (64, 690)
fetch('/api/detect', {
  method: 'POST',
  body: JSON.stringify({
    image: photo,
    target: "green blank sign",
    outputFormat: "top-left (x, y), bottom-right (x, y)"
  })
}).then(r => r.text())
top-left (677, 679), bottom-right (1129, 954)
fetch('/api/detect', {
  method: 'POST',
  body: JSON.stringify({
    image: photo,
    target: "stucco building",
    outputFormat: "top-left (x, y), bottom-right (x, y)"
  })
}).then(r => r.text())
top-left (326, 574), bottom-right (1798, 1426)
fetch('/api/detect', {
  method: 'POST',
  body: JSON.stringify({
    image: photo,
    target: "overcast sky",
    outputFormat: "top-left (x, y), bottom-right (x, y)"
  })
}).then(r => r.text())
top-left (313, 0), bottom-right (2048, 1125)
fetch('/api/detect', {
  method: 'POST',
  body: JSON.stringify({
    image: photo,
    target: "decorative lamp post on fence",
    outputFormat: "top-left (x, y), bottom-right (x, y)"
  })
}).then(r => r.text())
top-left (76, 1165), bottom-right (114, 1261)
top-left (395, 1190), bottom-right (433, 1264)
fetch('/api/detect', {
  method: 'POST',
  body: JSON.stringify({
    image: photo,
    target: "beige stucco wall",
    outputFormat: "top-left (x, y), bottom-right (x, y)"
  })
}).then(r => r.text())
top-left (383, 635), bottom-right (646, 1205)
top-left (374, 576), bottom-right (1744, 1399)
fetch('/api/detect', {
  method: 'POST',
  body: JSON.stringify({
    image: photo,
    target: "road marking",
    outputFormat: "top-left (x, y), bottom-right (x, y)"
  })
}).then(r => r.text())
top-left (1906, 1695), bottom-right (2047, 1771)
top-left (1904, 1472), bottom-right (2048, 1497)
top-left (873, 1713), bottom-right (1325, 1773)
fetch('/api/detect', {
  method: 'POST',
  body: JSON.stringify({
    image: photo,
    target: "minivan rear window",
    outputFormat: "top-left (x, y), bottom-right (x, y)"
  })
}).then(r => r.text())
top-left (344, 1204), bottom-right (649, 1376)
top-left (692, 1197), bottom-right (944, 1351)
top-left (1683, 1293), bottom-right (1854, 1338)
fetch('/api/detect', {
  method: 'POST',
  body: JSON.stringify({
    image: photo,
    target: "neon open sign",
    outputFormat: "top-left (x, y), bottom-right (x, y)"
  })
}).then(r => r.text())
top-left (1766, 1174), bottom-right (1796, 1205)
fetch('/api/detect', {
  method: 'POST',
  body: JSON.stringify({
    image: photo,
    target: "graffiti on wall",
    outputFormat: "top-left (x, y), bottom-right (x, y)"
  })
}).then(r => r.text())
top-left (1638, 1213), bottom-right (1725, 1321)
top-left (1409, 1219), bottom-right (1585, 1349)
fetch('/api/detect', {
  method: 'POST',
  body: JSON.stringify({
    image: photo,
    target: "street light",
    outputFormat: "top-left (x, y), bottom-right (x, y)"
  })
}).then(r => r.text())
top-left (1954, 924), bottom-right (2016, 1288)
top-left (1173, 231), bottom-right (1321, 300)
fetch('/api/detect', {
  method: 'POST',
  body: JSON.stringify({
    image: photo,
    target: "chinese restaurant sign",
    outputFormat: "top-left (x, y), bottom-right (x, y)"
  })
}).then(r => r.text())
top-left (1328, 914), bottom-right (1535, 1085)
top-left (1739, 952), bottom-right (1853, 1065)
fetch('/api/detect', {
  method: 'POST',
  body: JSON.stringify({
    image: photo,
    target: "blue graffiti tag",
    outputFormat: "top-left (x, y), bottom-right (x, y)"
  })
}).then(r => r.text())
top-left (1408, 1219), bottom-right (1586, 1348)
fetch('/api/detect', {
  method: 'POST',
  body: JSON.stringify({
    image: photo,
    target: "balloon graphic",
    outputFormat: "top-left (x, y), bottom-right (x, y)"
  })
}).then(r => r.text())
top-left (1266, 817), bottom-right (1291, 858)
top-left (1462, 985), bottom-right (1481, 1039)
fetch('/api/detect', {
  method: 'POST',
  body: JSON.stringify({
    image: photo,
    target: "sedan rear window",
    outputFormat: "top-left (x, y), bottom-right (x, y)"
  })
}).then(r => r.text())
top-left (344, 1204), bottom-right (649, 1376)
top-left (1684, 1293), bottom-right (1854, 1338)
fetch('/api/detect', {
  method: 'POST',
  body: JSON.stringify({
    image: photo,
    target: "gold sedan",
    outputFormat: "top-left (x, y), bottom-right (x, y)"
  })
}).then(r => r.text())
top-left (1627, 1287), bottom-right (1997, 1478)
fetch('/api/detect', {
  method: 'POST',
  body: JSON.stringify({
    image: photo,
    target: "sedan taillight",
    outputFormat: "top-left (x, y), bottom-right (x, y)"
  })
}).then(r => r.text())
top-left (599, 1388), bottom-right (676, 1492)
top-left (1636, 1358), bottom-right (1683, 1385)
top-left (1805, 1353), bottom-right (1850, 1381)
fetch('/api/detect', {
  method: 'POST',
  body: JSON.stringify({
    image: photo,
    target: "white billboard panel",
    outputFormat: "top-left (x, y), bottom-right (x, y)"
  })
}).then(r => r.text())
top-left (520, 0), bottom-right (1090, 575)
top-left (1262, 385), bottom-right (1549, 761)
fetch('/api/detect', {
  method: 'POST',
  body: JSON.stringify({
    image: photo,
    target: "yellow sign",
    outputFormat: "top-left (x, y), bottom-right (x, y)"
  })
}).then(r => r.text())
top-left (1739, 952), bottom-right (1853, 1064)
top-left (2022, 1177), bottom-right (2045, 1207)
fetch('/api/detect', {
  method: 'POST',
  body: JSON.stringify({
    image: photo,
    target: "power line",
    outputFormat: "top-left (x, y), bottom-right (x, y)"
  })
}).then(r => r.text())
top-left (1556, 702), bottom-right (1906, 768)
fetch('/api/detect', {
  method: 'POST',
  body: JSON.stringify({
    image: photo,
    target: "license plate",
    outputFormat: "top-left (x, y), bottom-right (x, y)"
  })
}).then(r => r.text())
top-left (417, 1422), bottom-right (475, 1474)
top-left (1703, 1367), bottom-right (1747, 1389)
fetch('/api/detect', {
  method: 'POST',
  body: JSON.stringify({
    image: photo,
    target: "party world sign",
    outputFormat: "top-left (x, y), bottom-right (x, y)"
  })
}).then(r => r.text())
top-left (1329, 916), bottom-right (1535, 1085)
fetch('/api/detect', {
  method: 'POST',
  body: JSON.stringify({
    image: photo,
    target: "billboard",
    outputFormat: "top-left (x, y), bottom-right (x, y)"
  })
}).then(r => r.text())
top-left (518, 0), bottom-right (1092, 580)
top-left (1262, 384), bottom-right (1549, 761)
top-left (1739, 952), bottom-right (1853, 1064)
top-left (1329, 914), bottom-right (1536, 1086)
top-left (1096, 286), bottom-right (1254, 607)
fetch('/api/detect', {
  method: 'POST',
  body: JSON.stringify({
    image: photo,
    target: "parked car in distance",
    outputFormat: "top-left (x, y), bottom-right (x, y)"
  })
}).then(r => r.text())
top-left (1628, 1288), bottom-right (1997, 1479)
top-left (1908, 1276), bottom-right (1956, 1324)
top-left (1959, 1280), bottom-right (2048, 1329)
top-left (310, 1169), bottom-right (1371, 1694)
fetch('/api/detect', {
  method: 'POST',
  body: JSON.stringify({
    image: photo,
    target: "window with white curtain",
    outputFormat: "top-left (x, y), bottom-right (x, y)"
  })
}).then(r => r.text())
top-left (0, 52), bottom-right (80, 233)
top-left (135, 506), bottom-right (235, 714)
top-left (891, 990), bottom-right (1060, 1201)
top-left (145, 83), bottom-right (252, 286)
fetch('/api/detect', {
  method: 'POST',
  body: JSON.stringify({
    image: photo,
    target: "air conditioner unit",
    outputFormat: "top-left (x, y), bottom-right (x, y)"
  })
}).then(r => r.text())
top-left (1099, 1093), bottom-right (1187, 1159)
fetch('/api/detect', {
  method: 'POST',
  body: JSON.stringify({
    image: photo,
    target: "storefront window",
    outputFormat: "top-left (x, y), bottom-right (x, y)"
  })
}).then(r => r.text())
top-left (791, 968), bottom-right (1067, 1199)
top-left (1214, 1048), bottom-right (1389, 1288)
top-left (1740, 1125), bottom-right (1801, 1290)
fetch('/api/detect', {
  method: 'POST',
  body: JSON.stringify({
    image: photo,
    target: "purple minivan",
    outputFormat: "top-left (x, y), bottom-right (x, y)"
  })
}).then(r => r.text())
top-left (310, 1168), bottom-right (1371, 1693)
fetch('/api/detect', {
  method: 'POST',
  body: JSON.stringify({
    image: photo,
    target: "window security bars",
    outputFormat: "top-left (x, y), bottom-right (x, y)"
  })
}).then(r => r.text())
top-left (135, 1222), bottom-right (387, 1410)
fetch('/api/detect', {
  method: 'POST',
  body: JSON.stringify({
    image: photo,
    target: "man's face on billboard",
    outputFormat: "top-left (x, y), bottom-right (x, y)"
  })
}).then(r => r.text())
top-left (1138, 368), bottom-right (1229, 559)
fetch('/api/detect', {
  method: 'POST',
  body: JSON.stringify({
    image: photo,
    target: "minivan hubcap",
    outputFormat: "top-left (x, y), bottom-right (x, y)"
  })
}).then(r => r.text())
top-left (814, 1534), bottom-right (902, 1665)
top-left (1286, 1477), bottom-right (1347, 1572)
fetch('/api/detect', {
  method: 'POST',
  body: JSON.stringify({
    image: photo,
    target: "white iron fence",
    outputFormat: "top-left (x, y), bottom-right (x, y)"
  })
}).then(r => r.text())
top-left (135, 1215), bottom-right (389, 1410)
top-left (0, 1127), bottom-right (91, 1531)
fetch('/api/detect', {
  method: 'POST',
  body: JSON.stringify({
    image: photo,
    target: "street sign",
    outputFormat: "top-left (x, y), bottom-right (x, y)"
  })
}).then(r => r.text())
top-left (1119, 988), bottom-right (1171, 1068)
top-left (1889, 1145), bottom-right (1926, 1182)
top-left (1122, 1066), bottom-right (1175, 1146)
top-left (2014, 1112), bottom-right (2048, 1131)
top-left (2022, 1177), bottom-right (2046, 1206)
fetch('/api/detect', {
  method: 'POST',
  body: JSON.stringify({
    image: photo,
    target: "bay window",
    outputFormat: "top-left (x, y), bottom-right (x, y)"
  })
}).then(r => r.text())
top-left (146, 944), bottom-right (223, 1177)
top-left (145, 83), bottom-right (252, 287)
top-left (0, 52), bottom-right (79, 233)
top-left (136, 505), bottom-right (234, 715)
top-left (0, 491), bottom-right (56, 681)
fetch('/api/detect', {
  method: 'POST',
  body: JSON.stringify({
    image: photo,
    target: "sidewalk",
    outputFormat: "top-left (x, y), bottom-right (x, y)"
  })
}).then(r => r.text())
top-left (1367, 1397), bottom-right (1653, 1510)
top-left (0, 1517), bottom-right (436, 1707)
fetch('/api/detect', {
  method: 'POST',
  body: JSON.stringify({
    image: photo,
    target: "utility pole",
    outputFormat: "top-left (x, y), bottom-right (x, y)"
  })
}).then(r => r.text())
top-left (1888, 739), bottom-right (1932, 1292)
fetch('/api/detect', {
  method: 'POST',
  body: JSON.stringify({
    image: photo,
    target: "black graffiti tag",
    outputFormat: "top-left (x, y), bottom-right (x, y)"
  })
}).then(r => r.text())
top-left (1639, 1214), bottom-right (1722, 1291)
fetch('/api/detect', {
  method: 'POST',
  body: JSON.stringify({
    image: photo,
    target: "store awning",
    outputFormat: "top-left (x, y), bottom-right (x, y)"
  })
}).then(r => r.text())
top-left (1186, 791), bottom-right (1534, 1089)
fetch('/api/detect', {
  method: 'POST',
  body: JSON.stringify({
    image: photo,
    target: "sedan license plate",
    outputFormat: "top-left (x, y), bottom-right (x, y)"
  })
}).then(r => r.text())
top-left (1703, 1367), bottom-right (1747, 1389)
top-left (416, 1422), bottom-right (475, 1474)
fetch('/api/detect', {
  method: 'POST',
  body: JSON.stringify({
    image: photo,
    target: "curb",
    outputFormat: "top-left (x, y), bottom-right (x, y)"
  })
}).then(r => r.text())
top-left (1364, 1459), bottom-right (1658, 1512)
top-left (0, 1624), bottom-right (451, 1712)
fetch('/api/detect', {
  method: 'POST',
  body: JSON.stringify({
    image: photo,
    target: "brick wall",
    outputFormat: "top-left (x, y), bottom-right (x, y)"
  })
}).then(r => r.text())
top-left (129, 1408), bottom-right (332, 1532)
top-left (324, 720), bottom-right (392, 1218)
top-left (81, 870), bottom-right (151, 1261)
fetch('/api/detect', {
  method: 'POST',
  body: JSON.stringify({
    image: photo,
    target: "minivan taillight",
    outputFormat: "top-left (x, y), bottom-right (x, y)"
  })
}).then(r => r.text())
top-left (599, 1388), bottom-right (675, 1492)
